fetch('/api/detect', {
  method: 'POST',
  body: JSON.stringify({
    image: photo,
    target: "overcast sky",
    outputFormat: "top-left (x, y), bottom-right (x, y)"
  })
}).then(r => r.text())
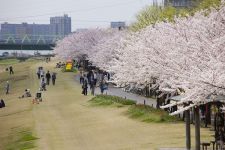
top-left (0, 0), bottom-right (164, 31)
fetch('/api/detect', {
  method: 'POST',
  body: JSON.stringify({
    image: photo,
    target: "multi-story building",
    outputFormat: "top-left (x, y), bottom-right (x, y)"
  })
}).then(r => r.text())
top-left (110, 22), bottom-right (126, 29)
top-left (164, 0), bottom-right (195, 8)
top-left (31, 24), bottom-right (52, 43)
top-left (50, 14), bottom-right (71, 36)
top-left (0, 14), bottom-right (71, 44)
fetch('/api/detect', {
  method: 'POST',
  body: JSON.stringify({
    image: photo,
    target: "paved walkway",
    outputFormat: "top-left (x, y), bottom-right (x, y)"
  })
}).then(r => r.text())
top-left (75, 74), bottom-right (157, 107)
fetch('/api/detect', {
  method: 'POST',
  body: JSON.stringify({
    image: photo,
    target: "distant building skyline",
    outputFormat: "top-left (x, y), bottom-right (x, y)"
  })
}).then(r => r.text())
top-left (0, 14), bottom-right (71, 44)
top-left (0, 0), bottom-right (158, 30)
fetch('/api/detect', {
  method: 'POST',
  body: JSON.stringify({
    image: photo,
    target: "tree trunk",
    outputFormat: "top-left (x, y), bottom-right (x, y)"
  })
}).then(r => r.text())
top-left (185, 110), bottom-right (191, 150)
top-left (195, 107), bottom-right (201, 150)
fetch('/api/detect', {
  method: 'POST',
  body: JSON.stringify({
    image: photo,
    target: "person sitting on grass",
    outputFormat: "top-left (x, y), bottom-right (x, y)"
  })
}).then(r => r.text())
top-left (0, 99), bottom-right (5, 108)
top-left (33, 90), bottom-right (42, 104)
top-left (19, 89), bottom-right (32, 98)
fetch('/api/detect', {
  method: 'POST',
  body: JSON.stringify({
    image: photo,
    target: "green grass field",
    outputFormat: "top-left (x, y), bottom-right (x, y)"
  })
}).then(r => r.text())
top-left (0, 58), bottom-right (20, 65)
top-left (0, 58), bottom-right (39, 149)
top-left (89, 95), bottom-right (180, 123)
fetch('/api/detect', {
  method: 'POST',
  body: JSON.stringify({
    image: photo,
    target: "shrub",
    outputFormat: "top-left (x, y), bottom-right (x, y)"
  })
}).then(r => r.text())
top-left (130, 0), bottom-right (222, 31)
top-left (61, 67), bottom-right (77, 73)
top-left (89, 95), bottom-right (136, 106)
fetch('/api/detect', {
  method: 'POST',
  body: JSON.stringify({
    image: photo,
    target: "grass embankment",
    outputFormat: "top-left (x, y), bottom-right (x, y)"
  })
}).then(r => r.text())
top-left (90, 95), bottom-right (179, 123)
top-left (0, 58), bottom-right (39, 149)
top-left (127, 105), bottom-right (180, 123)
top-left (90, 95), bottom-right (135, 107)
top-left (6, 129), bottom-right (38, 150)
top-left (0, 58), bottom-right (20, 65)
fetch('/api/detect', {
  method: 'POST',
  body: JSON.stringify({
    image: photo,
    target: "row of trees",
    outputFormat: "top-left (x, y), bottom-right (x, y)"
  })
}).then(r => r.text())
top-left (54, 1), bottom-right (225, 114)
top-left (130, 0), bottom-right (221, 31)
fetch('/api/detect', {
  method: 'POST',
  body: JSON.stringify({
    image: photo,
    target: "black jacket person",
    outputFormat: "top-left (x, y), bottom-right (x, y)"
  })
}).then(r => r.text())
top-left (45, 71), bottom-right (51, 85)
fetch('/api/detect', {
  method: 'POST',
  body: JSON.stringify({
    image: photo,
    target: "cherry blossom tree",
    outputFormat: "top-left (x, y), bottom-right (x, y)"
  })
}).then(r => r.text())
top-left (54, 1), bottom-right (225, 114)
top-left (54, 28), bottom-right (116, 60)
top-left (110, 3), bottom-right (225, 114)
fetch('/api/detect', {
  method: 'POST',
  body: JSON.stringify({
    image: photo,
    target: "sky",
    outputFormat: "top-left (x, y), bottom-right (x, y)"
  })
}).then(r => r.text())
top-left (0, 0), bottom-right (163, 31)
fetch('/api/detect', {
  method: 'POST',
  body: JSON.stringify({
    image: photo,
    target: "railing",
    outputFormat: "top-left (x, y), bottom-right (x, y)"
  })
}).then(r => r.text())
top-left (0, 34), bottom-right (64, 44)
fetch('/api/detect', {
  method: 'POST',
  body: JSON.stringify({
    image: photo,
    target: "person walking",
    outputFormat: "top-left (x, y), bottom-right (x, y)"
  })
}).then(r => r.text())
top-left (82, 80), bottom-right (88, 96)
top-left (45, 71), bottom-right (51, 85)
top-left (51, 73), bottom-right (56, 85)
top-left (5, 81), bottom-right (9, 94)
top-left (93, 71), bottom-right (97, 86)
top-left (80, 71), bottom-right (84, 84)
top-left (87, 71), bottom-right (93, 85)
top-left (36, 68), bottom-right (41, 79)
top-left (40, 69), bottom-right (45, 78)
top-left (90, 79), bottom-right (95, 95)
top-left (107, 72), bottom-right (110, 81)
top-left (99, 81), bottom-right (104, 94)
top-left (40, 77), bottom-right (46, 91)
top-left (9, 66), bottom-right (14, 74)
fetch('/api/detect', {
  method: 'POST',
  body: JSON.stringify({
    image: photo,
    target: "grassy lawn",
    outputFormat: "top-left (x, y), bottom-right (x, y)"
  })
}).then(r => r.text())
top-left (6, 129), bottom-right (38, 150)
top-left (0, 58), bottom-right (39, 149)
top-left (127, 104), bottom-right (181, 123)
top-left (89, 95), bottom-right (180, 123)
top-left (89, 94), bottom-right (214, 149)
top-left (0, 58), bottom-right (20, 65)
top-left (89, 95), bottom-right (135, 107)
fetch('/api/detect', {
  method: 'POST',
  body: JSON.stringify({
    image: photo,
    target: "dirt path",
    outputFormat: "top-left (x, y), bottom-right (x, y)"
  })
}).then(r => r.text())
top-left (30, 61), bottom-right (211, 150)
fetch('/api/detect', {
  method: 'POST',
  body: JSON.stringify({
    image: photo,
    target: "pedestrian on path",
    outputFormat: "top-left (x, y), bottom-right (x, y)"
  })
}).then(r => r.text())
top-left (5, 81), bottom-right (9, 94)
top-left (90, 79), bottom-right (95, 95)
top-left (80, 71), bottom-right (84, 84)
top-left (93, 71), bottom-right (97, 86)
top-left (99, 81), bottom-right (104, 94)
top-left (82, 80), bottom-right (88, 96)
top-left (40, 77), bottom-right (46, 91)
top-left (45, 71), bottom-right (51, 85)
top-left (40, 69), bottom-right (45, 78)
top-left (9, 66), bottom-right (14, 75)
top-left (87, 71), bottom-right (93, 85)
top-left (37, 68), bottom-right (41, 79)
top-left (52, 73), bottom-right (56, 85)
